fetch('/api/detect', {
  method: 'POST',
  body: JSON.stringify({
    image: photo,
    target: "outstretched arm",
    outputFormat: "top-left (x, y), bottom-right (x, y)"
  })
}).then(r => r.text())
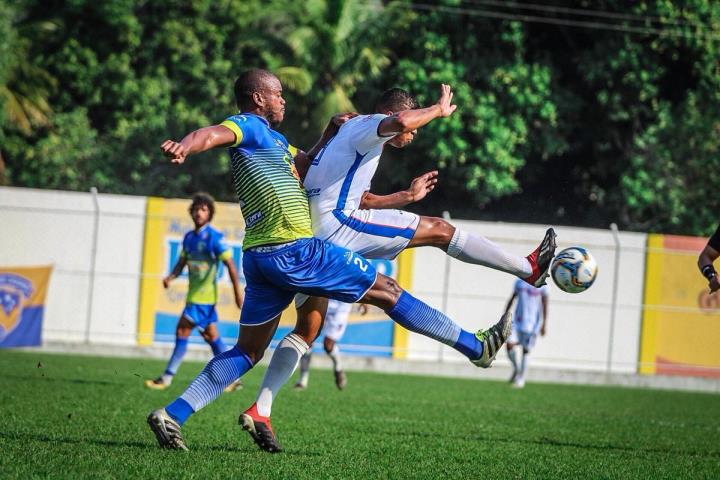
top-left (160, 125), bottom-right (237, 164)
top-left (377, 84), bottom-right (457, 137)
top-left (359, 171), bottom-right (438, 210)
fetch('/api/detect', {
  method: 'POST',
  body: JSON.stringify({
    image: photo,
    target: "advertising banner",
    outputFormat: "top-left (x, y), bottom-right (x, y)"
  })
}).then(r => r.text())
top-left (0, 265), bottom-right (52, 347)
top-left (137, 196), bottom-right (410, 356)
top-left (639, 234), bottom-right (720, 377)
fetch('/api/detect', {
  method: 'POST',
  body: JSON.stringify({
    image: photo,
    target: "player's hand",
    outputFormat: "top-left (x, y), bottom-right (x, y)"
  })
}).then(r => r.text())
top-left (540, 324), bottom-right (547, 336)
top-left (710, 276), bottom-right (720, 293)
top-left (359, 304), bottom-right (369, 316)
top-left (407, 170), bottom-right (438, 202)
top-left (161, 140), bottom-right (188, 164)
top-left (162, 276), bottom-right (172, 289)
top-left (435, 84), bottom-right (457, 118)
top-left (331, 112), bottom-right (358, 126)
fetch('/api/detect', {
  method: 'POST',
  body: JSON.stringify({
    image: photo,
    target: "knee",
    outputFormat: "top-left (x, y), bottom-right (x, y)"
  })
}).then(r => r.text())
top-left (427, 217), bottom-right (455, 246)
top-left (323, 338), bottom-right (334, 353)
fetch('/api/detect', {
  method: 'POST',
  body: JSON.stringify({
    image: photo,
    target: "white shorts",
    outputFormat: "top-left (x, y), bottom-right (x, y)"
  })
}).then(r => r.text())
top-left (321, 300), bottom-right (353, 341)
top-left (315, 208), bottom-right (420, 260)
top-left (508, 328), bottom-right (538, 350)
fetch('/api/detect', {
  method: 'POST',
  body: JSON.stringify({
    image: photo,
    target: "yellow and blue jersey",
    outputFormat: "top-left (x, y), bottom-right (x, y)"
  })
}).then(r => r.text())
top-left (220, 113), bottom-right (313, 249)
top-left (181, 224), bottom-right (232, 305)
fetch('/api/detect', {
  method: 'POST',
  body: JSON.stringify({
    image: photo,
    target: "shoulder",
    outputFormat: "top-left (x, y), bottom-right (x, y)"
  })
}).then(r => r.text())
top-left (183, 230), bottom-right (194, 242)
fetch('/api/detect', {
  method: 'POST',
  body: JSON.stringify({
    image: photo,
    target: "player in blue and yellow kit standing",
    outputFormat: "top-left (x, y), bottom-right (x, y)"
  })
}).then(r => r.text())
top-left (145, 193), bottom-right (244, 390)
top-left (147, 69), bottom-right (511, 452)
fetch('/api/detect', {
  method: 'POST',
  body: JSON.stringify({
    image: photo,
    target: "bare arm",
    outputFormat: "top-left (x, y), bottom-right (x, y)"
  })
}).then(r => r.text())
top-left (163, 256), bottom-right (187, 288)
top-left (223, 258), bottom-right (244, 309)
top-left (359, 171), bottom-right (438, 210)
top-left (540, 294), bottom-right (549, 336)
top-left (377, 84), bottom-right (457, 137)
top-left (295, 112), bottom-right (358, 180)
top-left (503, 292), bottom-right (517, 316)
top-left (160, 125), bottom-right (237, 164)
top-left (698, 244), bottom-right (720, 293)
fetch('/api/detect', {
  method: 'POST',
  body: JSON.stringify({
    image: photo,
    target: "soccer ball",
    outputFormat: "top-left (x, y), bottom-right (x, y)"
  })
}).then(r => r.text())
top-left (550, 247), bottom-right (598, 293)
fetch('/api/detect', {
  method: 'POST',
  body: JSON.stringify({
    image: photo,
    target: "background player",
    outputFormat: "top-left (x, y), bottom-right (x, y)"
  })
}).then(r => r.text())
top-left (503, 278), bottom-right (549, 388)
top-left (698, 223), bottom-right (720, 293)
top-left (294, 300), bottom-right (368, 391)
top-left (147, 69), bottom-right (512, 452)
top-left (144, 193), bottom-right (243, 390)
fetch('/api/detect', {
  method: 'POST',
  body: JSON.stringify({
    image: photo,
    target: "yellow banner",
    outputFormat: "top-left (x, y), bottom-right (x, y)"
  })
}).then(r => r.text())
top-left (639, 234), bottom-right (720, 377)
top-left (137, 197), bottom-right (246, 345)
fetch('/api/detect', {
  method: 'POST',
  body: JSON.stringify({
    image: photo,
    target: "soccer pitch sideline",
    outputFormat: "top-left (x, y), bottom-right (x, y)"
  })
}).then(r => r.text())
top-left (0, 351), bottom-right (718, 480)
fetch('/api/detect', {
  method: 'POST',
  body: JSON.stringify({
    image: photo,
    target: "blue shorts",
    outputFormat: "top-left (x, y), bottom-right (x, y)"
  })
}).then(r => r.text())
top-left (240, 237), bottom-right (377, 326)
top-left (181, 303), bottom-right (218, 330)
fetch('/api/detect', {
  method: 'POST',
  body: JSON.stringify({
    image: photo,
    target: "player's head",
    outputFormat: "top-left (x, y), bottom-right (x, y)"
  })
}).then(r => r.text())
top-left (374, 87), bottom-right (419, 148)
top-left (234, 69), bottom-right (286, 126)
top-left (189, 192), bottom-right (215, 228)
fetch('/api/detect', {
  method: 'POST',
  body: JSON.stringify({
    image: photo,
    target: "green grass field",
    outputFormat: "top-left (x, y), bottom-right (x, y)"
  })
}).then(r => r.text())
top-left (1, 350), bottom-right (718, 479)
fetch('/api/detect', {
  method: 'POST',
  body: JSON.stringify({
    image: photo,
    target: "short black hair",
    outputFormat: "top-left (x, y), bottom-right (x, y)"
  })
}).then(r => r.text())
top-left (189, 192), bottom-right (216, 221)
top-left (374, 87), bottom-right (419, 113)
top-left (233, 69), bottom-right (277, 110)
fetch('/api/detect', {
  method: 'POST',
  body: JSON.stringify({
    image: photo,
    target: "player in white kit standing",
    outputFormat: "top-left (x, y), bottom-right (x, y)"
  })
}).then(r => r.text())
top-left (242, 84), bottom-right (557, 452)
top-left (503, 278), bottom-right (549, 388)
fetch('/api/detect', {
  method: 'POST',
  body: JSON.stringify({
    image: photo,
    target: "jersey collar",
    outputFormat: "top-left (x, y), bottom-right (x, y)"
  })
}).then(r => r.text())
top-left (239, 112), bottom-right (270, 127)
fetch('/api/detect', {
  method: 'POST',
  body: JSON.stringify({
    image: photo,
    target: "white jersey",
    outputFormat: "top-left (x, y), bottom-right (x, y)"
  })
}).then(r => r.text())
top-left (304, 114), bottom-right (392, 239)
top-left (512, 278), bottom-right (548, 334)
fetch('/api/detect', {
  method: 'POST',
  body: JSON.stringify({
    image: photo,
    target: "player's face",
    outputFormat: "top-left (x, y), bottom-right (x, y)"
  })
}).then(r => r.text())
top-left (191, 204), bottom-right (211, 228)
top-left (387, 129), bottom-right (416, 148)
top-left (262, 78), bottom-right (286, 127)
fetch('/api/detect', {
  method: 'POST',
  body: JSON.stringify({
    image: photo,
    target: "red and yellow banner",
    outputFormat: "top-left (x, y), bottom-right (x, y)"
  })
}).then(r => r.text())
top-left (0, 265), bottom-right (52, 348)
top-left (640, 234), bottom-right (720, 377)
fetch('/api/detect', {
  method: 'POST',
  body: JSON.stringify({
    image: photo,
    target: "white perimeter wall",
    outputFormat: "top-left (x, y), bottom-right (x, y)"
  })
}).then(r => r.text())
top-left (0, 187), bottom-right (146, 345)
top-left (1, 187), bottom-right (647, 372)
top-left (408, 220), bottom-right (647, 373)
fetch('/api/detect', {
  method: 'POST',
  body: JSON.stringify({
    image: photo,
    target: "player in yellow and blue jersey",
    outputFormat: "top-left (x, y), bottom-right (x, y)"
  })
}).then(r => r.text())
top-left (147, 69), bottom-right (512, 452)
top-left (144, 193), bottom-right (243, 390)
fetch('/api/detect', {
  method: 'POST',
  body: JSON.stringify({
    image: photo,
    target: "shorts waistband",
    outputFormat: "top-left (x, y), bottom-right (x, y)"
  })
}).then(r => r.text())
top-left (247, 240), bottom-right (301, 254)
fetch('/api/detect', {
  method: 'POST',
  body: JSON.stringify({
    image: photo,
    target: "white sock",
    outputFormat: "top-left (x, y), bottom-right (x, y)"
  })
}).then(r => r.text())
top-left (327, 344), bottom-right (343, 372)
top-left (519, 350), bottom-right (529, 380)
top-left (507, 348), bottom-right (518, 375)
top-left (447, 229), bottom-right (532, 277)
top-left (298, 350), bottom-right (312, 387)
top-left (255, 333), bottom-right (309, 417)
top-left (161, 373), bottom-right (173, 385)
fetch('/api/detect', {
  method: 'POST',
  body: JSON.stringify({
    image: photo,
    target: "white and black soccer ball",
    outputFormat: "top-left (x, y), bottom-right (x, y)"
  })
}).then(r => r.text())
top-left (550, 247), bottom-right (598, 293)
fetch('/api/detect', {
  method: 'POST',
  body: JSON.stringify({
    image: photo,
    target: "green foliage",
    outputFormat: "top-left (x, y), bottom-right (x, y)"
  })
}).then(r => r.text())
top-left (1, 0), bottom-right (719, 234)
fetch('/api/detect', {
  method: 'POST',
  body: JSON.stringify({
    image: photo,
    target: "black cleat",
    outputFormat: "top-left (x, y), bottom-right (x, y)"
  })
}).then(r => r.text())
top-left (524, 228), bottom-right (557, 287)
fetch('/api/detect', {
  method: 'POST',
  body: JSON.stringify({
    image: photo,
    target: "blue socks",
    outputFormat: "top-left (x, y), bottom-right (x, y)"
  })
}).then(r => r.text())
top-left (388, 291), bottom-right (483, 360)
top-left (164, 337), bottom-right (189, 376)
top-left (166, 345), bottom-right (253, 425)
top-left (209, 337), bottom-right (227, 356)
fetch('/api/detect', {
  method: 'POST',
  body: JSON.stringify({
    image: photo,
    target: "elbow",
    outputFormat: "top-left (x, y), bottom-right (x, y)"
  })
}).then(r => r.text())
top-left (393, 112), bottom-right (413, 133)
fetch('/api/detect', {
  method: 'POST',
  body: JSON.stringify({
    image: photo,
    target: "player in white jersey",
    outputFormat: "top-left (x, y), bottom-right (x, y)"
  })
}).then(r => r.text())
top-left (503, 278), bottom-right (549, 388)
top-left (240, 84), bottom-right (558, 453)
top-left (294, 300), bottom-right (367, 391)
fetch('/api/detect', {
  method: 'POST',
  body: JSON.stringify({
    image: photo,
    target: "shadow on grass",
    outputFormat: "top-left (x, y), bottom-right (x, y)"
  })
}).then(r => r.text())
top-left (3, 373), bottom-right (120, 387)
top-left (0, 430), bottom-right (322, 457)
top-left (365, 428), bottom-right (720, 459)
